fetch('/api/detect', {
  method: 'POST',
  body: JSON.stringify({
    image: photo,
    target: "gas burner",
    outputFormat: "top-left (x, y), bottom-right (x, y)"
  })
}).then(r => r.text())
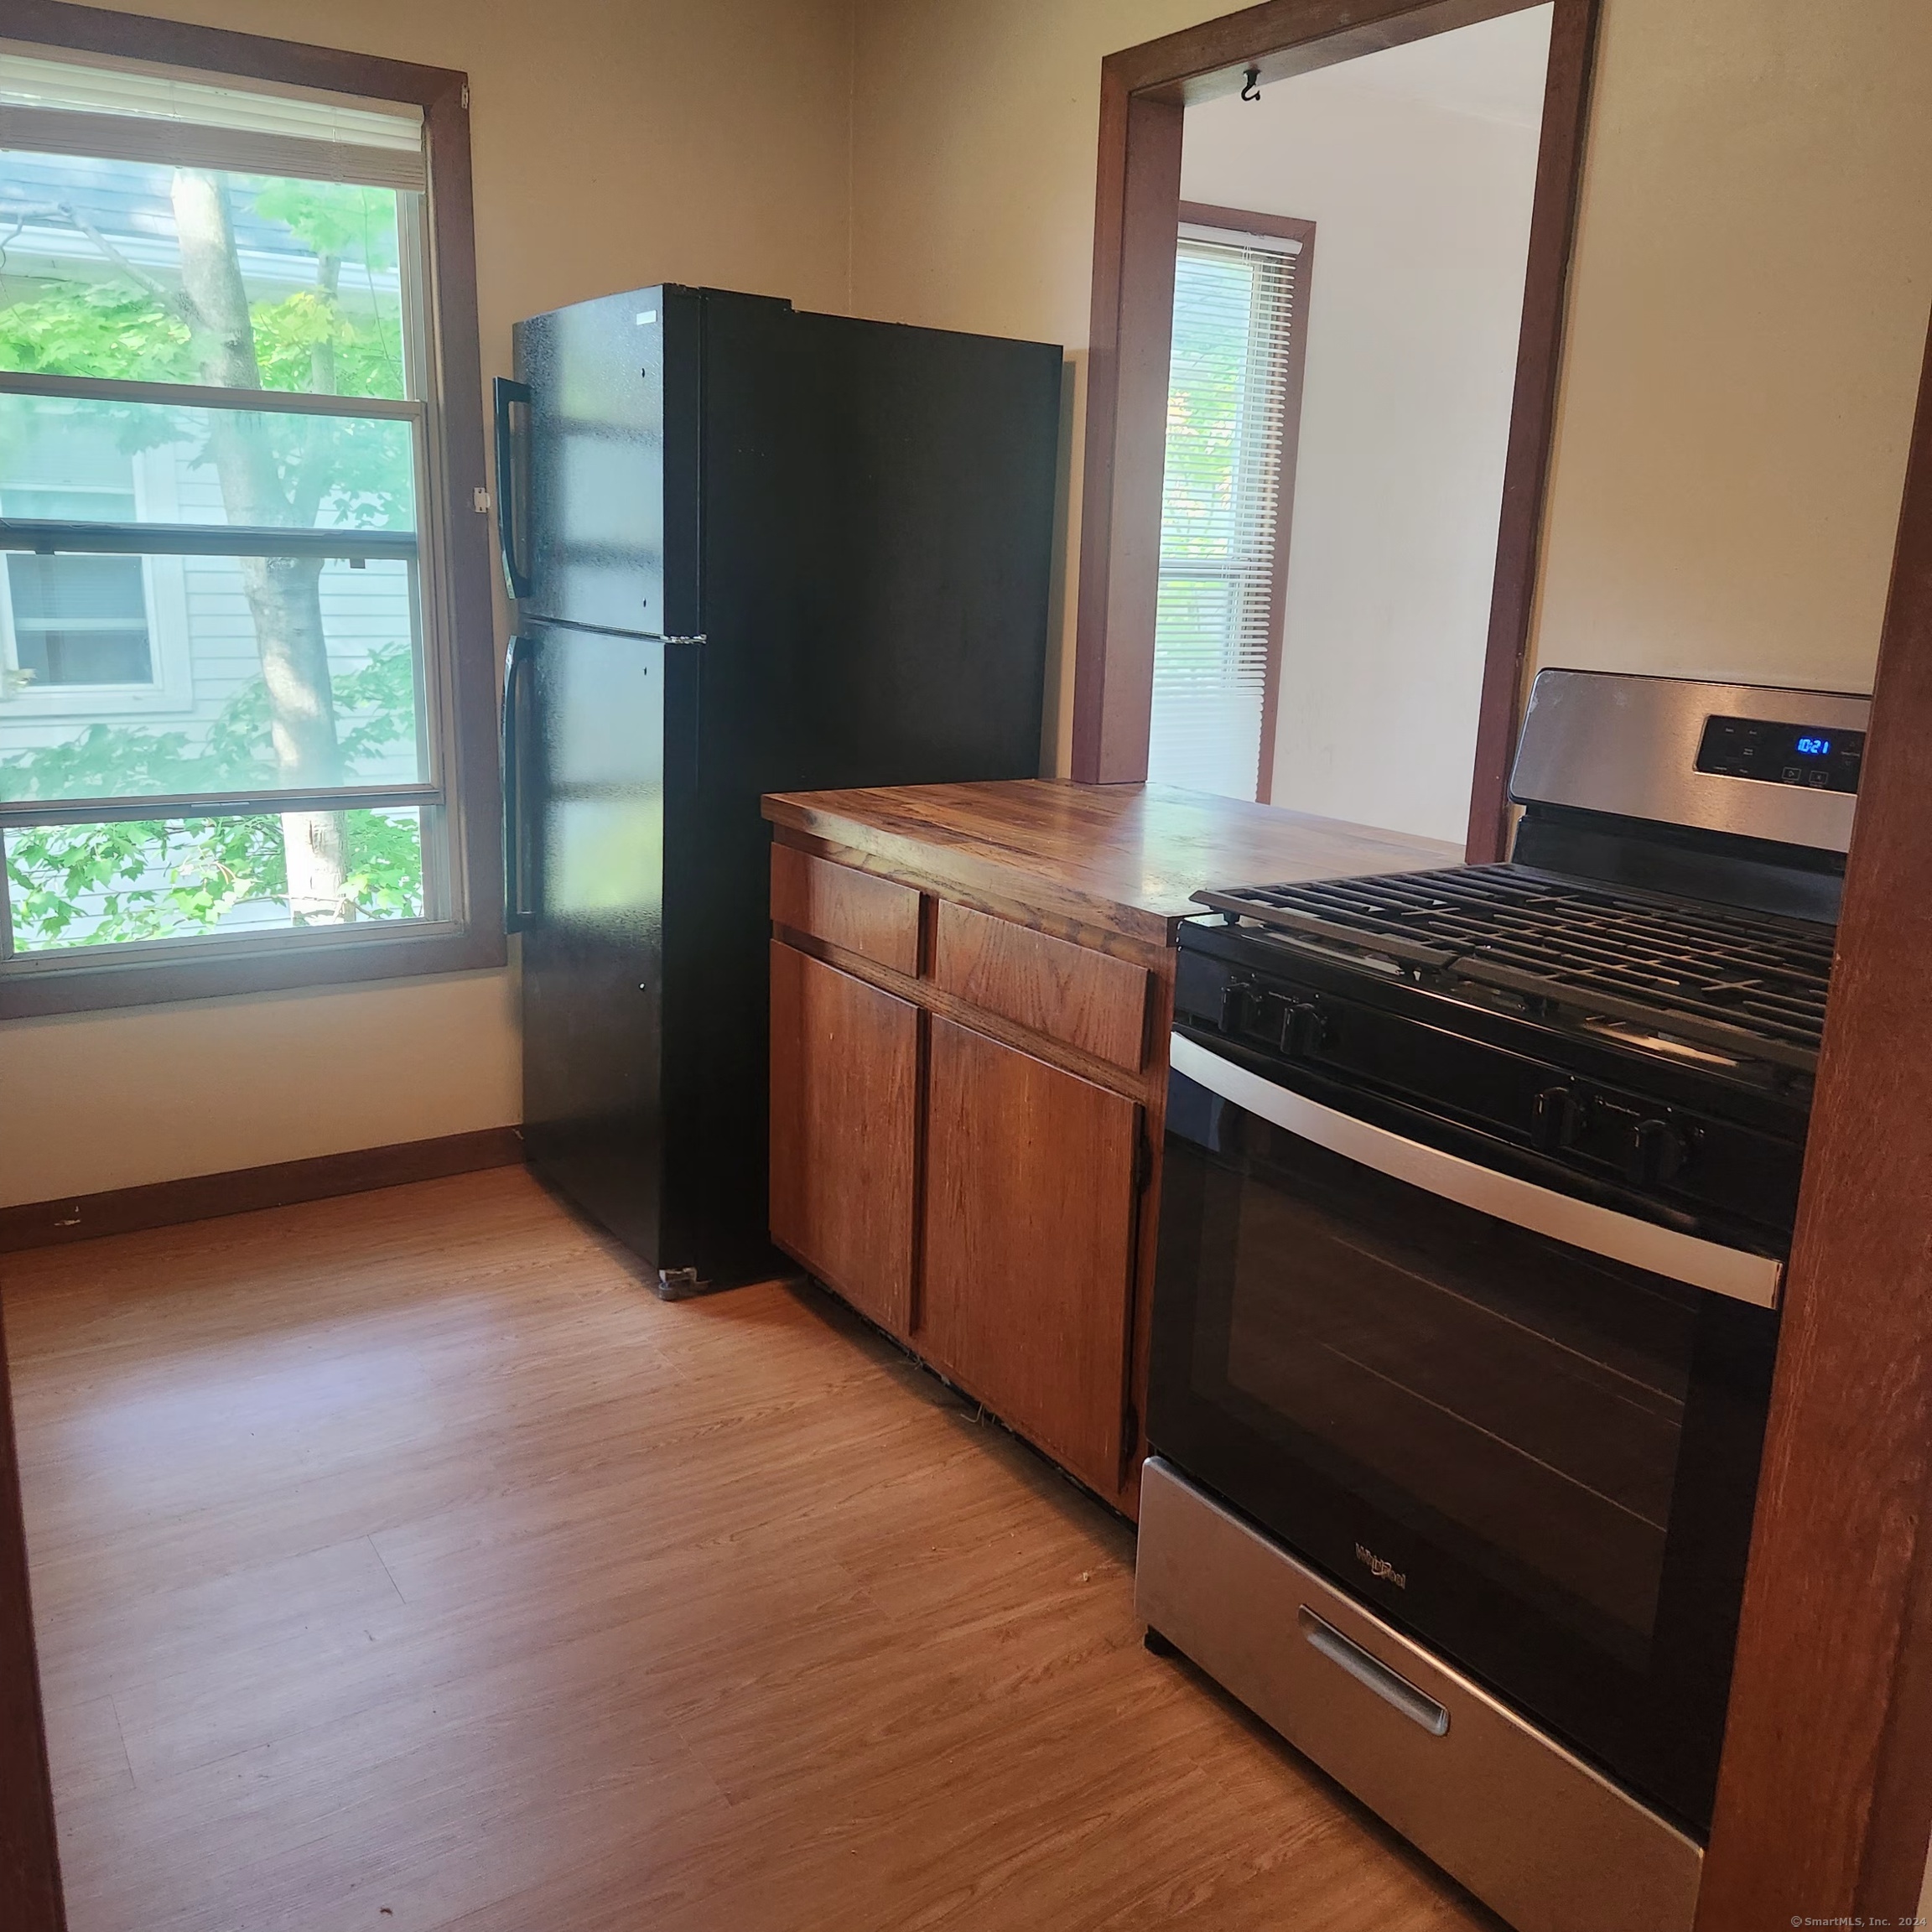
top-left (1196, 864), bottom-right (1835, 1074)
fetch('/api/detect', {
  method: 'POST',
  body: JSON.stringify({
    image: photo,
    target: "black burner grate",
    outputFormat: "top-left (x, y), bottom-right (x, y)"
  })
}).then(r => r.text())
top-left (1196, 864), bottom-right (1836, 1071)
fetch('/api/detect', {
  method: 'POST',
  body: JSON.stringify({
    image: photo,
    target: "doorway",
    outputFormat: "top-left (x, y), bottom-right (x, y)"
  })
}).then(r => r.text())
top-left (1073, 0), bottom-right (1596, 860)
top-left (1148, 8), bottom-right (1552, 837)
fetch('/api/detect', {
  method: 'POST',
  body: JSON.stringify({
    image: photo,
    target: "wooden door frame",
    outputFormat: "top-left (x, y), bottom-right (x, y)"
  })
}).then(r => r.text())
top-left (0, 1296), bottom-right (62, 1932)
top-left (1693, 319), bottom-right (1932, 1926)
top-left (1070, 0), bottom-right (1599, 866)
top-left (1173, 201), bottom-right (1317, 803)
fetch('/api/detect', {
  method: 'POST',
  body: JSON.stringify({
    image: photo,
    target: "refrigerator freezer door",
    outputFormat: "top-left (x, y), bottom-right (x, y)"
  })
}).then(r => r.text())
top-left (511, 285), bottom-right (699, 638)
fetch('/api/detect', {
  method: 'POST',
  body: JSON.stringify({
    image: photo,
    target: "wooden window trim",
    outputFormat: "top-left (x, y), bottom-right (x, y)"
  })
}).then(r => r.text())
top-left (0, 0), bottom-right (504, 1020)
top-left (1072, 0), bottom-right (1599, 867)
top-left (1172, 201), bottom-right (1317, 803)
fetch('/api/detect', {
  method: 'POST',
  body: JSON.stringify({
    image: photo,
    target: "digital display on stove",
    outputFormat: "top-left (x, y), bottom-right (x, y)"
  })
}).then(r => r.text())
top-left (1695, 714), bottom-right (1864, 794)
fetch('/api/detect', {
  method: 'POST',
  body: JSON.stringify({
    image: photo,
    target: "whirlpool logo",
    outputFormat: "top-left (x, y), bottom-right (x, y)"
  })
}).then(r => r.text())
top-left (1355, 1543), bottom-right (1408, 1590)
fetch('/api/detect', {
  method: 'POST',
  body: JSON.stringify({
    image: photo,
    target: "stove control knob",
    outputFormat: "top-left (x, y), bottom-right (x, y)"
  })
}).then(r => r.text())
top-left (1220, 980), bottom-right (1253, 1035)
top-left (1627, 1118), bottom-right (1689, 1187)
top-left (1280, 1000), bottom-right (1327, 1060)
top-left (1531, 1085), bottom-right (1581, 1151)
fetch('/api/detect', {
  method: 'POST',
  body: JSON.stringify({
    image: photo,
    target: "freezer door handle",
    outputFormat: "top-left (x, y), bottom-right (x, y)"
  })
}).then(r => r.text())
top-left (533, 618), bottom-right (704, 647)
top-left (493, 377), bottom-right (534, 601)
top-left (501, 631), bottom-right (537, 932)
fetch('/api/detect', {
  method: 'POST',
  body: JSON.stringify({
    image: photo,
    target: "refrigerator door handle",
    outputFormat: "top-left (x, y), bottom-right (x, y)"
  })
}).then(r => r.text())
top-left (493, 377), bottom-right (534, 600)
top-left (533, 621), bottom-right (704, 647)
top-left (501, 631), bottom-right (537, 932)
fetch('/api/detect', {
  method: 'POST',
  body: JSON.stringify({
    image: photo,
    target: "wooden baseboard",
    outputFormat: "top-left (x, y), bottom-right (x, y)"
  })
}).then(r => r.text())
top-left (0, 1126), bottom-right (525, 1254)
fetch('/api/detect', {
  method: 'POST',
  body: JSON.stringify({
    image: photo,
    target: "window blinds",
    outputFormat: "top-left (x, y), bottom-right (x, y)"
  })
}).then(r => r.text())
top-left (1148, 233), bottom-right (1301, 802)
top-left (0, 46), bottom-right (425, 190)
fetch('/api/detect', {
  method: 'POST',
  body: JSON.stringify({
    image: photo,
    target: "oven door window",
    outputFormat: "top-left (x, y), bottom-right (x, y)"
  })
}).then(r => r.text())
top-left (1149, 1060), bottom-right (1775, 1836)
top-left (1223, 1114), bottom-right (1693, 1662)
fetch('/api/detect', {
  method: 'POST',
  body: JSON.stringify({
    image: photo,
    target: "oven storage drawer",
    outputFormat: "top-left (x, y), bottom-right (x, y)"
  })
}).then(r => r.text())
top-left (1136, 1457), bottom-right (1702, 1932)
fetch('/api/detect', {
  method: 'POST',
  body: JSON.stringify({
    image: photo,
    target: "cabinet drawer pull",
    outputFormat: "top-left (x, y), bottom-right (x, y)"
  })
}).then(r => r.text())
top-left (1298, 1607), bottom-right (1450, 1736)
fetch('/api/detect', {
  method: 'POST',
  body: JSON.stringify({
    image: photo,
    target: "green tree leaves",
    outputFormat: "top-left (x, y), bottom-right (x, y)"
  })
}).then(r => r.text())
top-left (2, 641), bottom-right (423, 942)
top-left (0, 164), bottom-right (428, 948)
top-left (0, 283), bottom-right (192, 383)
top-left (5, 805), bottom-right (421, 948)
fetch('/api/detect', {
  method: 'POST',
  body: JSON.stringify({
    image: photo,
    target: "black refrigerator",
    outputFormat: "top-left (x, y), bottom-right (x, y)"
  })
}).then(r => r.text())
top-left (496, 284), bottom-right (1063, 1290)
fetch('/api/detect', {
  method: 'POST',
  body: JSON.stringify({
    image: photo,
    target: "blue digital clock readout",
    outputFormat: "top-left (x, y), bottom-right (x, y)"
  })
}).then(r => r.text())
top-left (1696, 714), bottom-right (1865, 787)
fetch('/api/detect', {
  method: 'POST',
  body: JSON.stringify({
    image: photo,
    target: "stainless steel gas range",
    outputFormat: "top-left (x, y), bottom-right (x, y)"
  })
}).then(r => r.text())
top-left (1135, 670), bottom-right (1868, 1932)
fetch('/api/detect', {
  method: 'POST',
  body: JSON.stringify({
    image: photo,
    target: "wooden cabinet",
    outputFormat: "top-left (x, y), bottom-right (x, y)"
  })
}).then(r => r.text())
top-left (771, 843), bottom-right (921, 975)
top-left (920, 1017), bottom-right (1140, 1497)
top-left (930, 899), bottom-right (1150, 1072)
top-left (766, 832), bottom-right (1170, 1514)
top-left (768, 940), bottom-right (918, 1336)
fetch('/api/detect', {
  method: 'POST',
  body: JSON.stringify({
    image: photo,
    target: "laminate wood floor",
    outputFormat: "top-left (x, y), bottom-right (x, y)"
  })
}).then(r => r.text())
top-left (3, 1167), bottom-right (1497, 1932)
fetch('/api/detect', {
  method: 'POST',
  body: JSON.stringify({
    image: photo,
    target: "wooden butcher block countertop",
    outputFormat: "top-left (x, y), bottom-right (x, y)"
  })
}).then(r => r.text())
top-left (761, 780), bottom-right (1460, 950)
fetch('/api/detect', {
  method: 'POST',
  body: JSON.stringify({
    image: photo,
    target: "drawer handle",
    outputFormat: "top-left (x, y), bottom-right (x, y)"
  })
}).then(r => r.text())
top-left (1298, 1607), bottom-right (1450, 1737)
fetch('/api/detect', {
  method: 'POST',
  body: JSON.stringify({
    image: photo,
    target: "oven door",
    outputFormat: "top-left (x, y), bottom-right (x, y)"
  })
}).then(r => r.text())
top-left (1147, 1031), bottom-right (1780, 1837)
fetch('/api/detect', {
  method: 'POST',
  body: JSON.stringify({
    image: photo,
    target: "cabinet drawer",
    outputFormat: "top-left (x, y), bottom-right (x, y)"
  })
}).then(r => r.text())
top-left (931, 899), bottom-right (1150, 1072)
top-left (771, 843), bottom-right (921, 976)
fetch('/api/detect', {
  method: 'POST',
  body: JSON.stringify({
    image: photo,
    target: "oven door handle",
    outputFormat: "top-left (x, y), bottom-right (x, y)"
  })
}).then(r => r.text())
top-left (1169, 1031), bottom-right (1783, 1308)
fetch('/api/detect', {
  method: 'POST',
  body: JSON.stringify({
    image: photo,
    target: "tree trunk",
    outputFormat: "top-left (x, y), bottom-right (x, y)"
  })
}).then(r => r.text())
top-left (170, 170), bottom-right (351, 922)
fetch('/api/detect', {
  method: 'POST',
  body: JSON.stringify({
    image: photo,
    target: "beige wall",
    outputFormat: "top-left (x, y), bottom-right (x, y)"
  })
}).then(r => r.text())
top-left (850, 0), bottom-right (1217, 776)
top-left (0, 0), bottom-right (855, 1208)
top-left (0, 973), bottom-right (520, 1204)
top-left (1533, 0), bottom-right (1932, 691)
top-left (1182, 46), bottom-right (1544, 843)
top-left (850, 0), bottom-right (1932, 771)
top-left (13, 0), bottom-right (1932, 1206)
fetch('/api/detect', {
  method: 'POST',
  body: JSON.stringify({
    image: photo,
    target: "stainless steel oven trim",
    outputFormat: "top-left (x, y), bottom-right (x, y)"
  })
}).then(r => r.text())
top-left (1170, 1031), bottom-right (1783, 1308)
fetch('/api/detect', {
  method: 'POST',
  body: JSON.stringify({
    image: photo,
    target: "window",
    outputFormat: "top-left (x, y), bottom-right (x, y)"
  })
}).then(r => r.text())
top-left (0, 25), bottom-right (497, 1013)
top-left (1147, 210), bottom-right (1314, 803)
top-left (7, 547), bottom-right (154, 688)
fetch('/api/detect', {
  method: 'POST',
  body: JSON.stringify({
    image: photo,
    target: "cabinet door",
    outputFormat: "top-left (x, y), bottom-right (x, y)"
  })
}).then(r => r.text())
top-left (769, 942), bottom-right (918, 1335)
top-left (922, 1015), bottom-right (1140, 1495)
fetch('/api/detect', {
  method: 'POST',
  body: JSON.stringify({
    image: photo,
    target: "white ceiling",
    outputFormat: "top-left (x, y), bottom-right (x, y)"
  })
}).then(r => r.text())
top-left (1287, 4), bottom-right (1554, 131)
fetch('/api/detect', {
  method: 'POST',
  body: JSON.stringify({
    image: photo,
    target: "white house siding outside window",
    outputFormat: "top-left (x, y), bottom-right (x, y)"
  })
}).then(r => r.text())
top-left (0, 50), bottom-right (464, 975)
